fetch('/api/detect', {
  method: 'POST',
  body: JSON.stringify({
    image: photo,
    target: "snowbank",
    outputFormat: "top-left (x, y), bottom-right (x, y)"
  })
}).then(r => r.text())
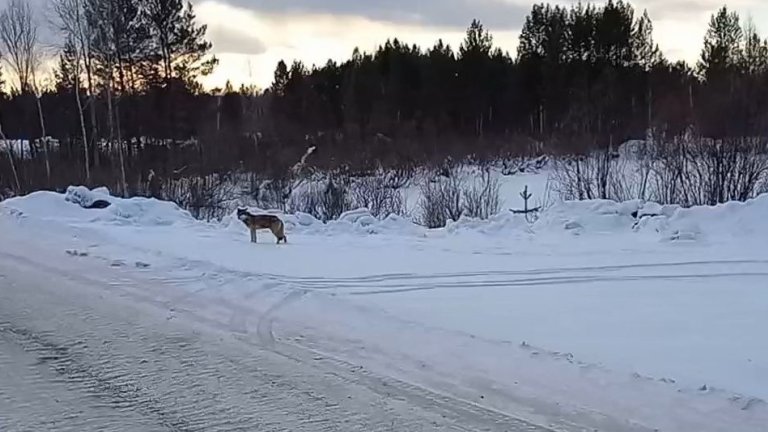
top-left (445, 211), bottom-right (533, 236)
top-left (529, 195), bottom-right (768, 241)
top-left (638, 194), bottom-right (768, 241)
top-left (533, 199), bottom-right (644, 235)
top-left (222, 206), bottom-right (425, 237)
top-left (64, 185), bottom-right (113, 209)
top-left (3, 185), bottom-right (767, 242)
top-left (2, 186), bottom-right (195, 227)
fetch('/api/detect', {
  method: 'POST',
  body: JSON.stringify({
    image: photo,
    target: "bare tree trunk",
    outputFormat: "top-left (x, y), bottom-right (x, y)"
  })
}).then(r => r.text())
top-left (106, 81), bottom-right (127, 196)
top-left (75, 67), bottom-right (90, 182)
top-left (115, 99), bottom-right (128, 196)
top-left (81, 0), bottom-right (98, 167)
top-left (52, 0), bottom-right (97, 172)
top-left (85, 57), bottom-right (99, 168)
top-left (0, 122), bottom-right (21, 193)
top-left (34, 94), bottom-right (51, 187)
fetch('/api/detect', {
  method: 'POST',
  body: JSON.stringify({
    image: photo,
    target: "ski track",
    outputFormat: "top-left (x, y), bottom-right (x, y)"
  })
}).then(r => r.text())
top-left (0, 251), bottom-right (560, 432)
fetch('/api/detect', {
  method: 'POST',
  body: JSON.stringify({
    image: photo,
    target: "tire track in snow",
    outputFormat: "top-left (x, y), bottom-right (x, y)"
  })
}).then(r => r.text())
top-left (341, 271), bottom-right (768, 296)
top-left (133, 254), bottom-right (768, 298)
top-left (256, 289), bottom-right (307, 346)
top-left (280, 258), bottom-right (768, 286)
top-left (121, 254), bottom-right (768, 289)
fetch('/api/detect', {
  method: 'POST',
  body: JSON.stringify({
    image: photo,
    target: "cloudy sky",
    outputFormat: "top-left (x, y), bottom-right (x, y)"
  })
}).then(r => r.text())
top-left (196, 0), bottom-right (768, 90)
top-left (2, 0), bottom-right (767, 90)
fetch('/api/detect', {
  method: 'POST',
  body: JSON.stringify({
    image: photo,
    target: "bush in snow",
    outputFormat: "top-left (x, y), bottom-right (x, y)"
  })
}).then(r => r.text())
top-left (501, 155), bottom-right (549, 176)
top-left (462, 169), bottom-right (501, 220)
top-left (551, 132), bottom-right (768, 207)
top-left (351, 177), bottom-right (406, 218)
top-left (0, 188), bottom-right (13, 201)
top-left (289, 184), bottom-right (323, 220)
top-left (759, 177), bottom-right (768, 196)
top-left (321, 177), bottom-right (351, 221)
top-left (289, 177), bottom-right (352, 222)
top-left (380, 165), bottom-right (415, 189)
top-left (550, 149), bottom-right (618, 202)
top-left (650, 135), bottom-right (768, 206)
top-left (418, 170), bottom-right (464, 228)
top-left (159, 175), bottom-right (238, 221)
top-left (251, 175), bottom-right (293, 211)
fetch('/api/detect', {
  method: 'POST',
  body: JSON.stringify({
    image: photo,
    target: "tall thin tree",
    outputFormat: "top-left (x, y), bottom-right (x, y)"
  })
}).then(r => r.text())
top-left (0, 0), bottom-right (50, 186)
top-left (0, 0), bottom-right (37, 94)
top-left (52, 0), bottom-right (97, 177)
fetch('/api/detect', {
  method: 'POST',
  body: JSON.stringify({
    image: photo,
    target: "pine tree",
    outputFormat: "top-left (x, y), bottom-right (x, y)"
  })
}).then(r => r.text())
top-left (271, 60), bottom-right (289, 96)
top-left (459, 19), bottom-right (493, 58)
top-left (633, 10), bottom-right (662, 71)
top-left (595, 0), bottom-right (636, 67)
top-left (698, 6), bottom-right (743, 80)
top-left (145, 0), bottom-right (218, 87)
top-left (459, 20), bottom-right (494, 136)
top-left (55, 36), bottom-right (79, 92)
top-left (632, 9), bottom-right (663, 130)
top-left (742, 18), bottom-right (768, 75)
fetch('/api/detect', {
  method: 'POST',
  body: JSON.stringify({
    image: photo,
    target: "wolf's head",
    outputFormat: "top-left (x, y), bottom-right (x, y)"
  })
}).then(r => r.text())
top-left (236, 207), bottom-right (250, 221)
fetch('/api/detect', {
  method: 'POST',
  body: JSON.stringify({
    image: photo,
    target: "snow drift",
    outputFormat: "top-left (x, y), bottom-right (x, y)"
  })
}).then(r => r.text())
top-left (3, 186), bottom-right (768, 241)
top-left (3, 186), bottom-right (195, 227)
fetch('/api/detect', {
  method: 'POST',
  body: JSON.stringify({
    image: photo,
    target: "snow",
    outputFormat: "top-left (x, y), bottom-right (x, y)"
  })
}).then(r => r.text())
top-left (2, 181), bottom-right (768, 432)
top-left (0, 138), bottom-right (60, 159)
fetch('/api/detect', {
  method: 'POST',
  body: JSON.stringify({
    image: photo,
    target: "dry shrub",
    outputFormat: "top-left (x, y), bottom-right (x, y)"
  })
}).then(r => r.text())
top-left (289, 177), bottom-right (352, 222)
top-left (551, 133), bottom-right (768, 206)
top-left (351, 177), bottom-right (405, 218)
top-left (158, 174), bottom-right (238, 221)
top-left (462, 169), bottom-right (501, 219)
top-left (418, 163), bottom-right (464, 228)
top-left (650, 135), bottom-right (768, 206)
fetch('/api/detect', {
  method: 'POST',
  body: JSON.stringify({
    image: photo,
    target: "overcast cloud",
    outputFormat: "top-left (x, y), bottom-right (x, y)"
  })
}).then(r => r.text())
top-left (210, 0), bottom-right (531, 29)
top-left (211, 0), bottom-right (764, 28)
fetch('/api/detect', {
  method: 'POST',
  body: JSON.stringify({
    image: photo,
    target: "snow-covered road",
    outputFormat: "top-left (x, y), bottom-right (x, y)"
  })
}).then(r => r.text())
top-left (0, 250), bottom-right (550, 432)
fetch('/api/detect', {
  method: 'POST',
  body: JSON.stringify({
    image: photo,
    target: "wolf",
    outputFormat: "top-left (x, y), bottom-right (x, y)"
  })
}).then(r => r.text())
top-left (236, 208), bottom-right (287, 244)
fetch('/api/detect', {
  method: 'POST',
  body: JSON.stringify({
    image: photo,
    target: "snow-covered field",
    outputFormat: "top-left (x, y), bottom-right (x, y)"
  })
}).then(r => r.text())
top-left (2, 172), bottom-right (767, 432)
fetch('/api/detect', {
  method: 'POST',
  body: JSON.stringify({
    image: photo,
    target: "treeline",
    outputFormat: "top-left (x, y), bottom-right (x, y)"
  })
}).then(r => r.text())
top-left (1, 1), bottom-right (767, 198)
top-left (266, 2), bottom-right (768, 161)
top-left (0, 0), bottom-right (219, 196)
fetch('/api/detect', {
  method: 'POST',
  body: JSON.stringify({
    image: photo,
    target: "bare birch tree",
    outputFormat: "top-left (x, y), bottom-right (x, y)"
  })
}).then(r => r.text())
top-left (0, 0), bottom-right (37, 94)
top-left (86, 0), bottom-right (128, 196)
top-left (51, 0), bottom-right (99, 174)
top-left (0, 0), bottom-right (51, 186)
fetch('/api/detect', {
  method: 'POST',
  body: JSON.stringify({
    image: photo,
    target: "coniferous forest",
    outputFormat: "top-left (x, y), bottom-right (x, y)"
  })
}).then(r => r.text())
top-left (0, 0), bottom-right (766, 211)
